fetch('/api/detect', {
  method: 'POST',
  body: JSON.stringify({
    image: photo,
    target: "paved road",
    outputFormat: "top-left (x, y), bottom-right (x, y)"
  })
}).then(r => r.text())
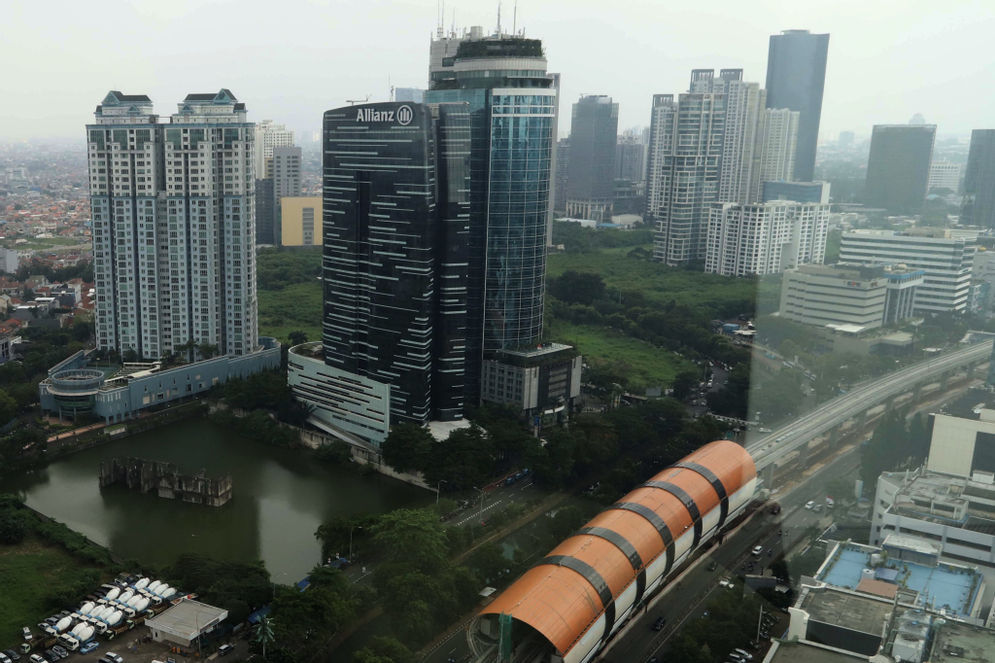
top-left (747, 341), bottom-right (991, 470)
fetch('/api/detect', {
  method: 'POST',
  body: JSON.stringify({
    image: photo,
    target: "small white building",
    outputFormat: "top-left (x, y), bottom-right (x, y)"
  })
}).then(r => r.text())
top-left (144, 599), bottom-right (227, 648)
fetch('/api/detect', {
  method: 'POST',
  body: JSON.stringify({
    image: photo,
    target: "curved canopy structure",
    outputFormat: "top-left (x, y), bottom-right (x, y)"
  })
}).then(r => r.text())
top-left (473, 440), bottom-right (757, 663)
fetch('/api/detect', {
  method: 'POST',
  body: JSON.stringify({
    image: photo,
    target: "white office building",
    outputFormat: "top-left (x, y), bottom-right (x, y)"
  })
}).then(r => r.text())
top-left (88, 89), bottom-right (258, 359)
top-left (704, 201), bottom-right (830, 276)
top-left (839, 229), bottom-right (976, 313)
top-left (253, 119), bottom-right (294, 179)
top-left (928, 159), bottom-right (962, 193)
top-left (871, 411), bottom-right (995, 567)
top-left (780, 262), bottom-right (923, 330)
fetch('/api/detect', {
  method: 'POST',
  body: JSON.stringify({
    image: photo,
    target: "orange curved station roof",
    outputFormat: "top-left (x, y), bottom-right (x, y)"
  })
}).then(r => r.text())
top-left (479, 440), bottom-right (756, 655)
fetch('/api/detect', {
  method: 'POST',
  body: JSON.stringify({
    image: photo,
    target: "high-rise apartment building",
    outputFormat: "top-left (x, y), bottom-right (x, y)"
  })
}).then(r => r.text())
top-left (962, 130), bottom-right (995, 228)
top-left (564, 95), bottom-right (618, 222)
top-left (864, 125), bottom-right (936, 214)
top-left (269, 145), bottom-right (301, 243)
top-left (705, 201), bottom-right (829, 276)
top-left (647, 91), bottom-right (724, 266)
top-left (757, 108), bottom-right (799, 192)
top-left (764, 29), bottom-right (829, 182)
top-left (425, 29), bottom-right (559, 404)
top-left (253, 119), bottom-right (294, 177)
top-left (87, 89), bottom-right (257, 359)
top-left (615, 132), bottom-right (646, 183)
top-left (762, 180), bottom-right (830, 204)
top-left (839, 229), bottom-right (975, 313)
top-left (690, 69), bottom-right (765, 206)
top-left (293, 101), bottom-right (470, 440)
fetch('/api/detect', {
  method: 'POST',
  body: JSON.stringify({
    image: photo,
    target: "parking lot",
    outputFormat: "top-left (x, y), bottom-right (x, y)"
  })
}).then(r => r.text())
top-left (11, 626), bottom-right (250, 663)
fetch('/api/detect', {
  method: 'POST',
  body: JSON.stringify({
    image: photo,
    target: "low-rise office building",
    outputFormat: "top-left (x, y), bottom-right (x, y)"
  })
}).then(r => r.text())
top-left (780, 262), bottom-right (923, 330)
top-left (480, 343), bottom-right (582, 423)
top-left (839, 229), bottom-right (976, 314)
top-left (280, 196), bottom-right (321, 246)
top-left (39, 339), bottom-right (280, 423)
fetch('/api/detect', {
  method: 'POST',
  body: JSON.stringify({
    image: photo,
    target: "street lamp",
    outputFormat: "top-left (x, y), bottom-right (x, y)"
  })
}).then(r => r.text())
top-left (472, 486), bottom-right (486, 522)
top-left (435, 479), bottom-right (447, 505)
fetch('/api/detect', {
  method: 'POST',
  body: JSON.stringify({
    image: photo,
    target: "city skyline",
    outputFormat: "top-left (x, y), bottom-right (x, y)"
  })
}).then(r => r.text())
top-left (3, 0), bottom-right (994, 142)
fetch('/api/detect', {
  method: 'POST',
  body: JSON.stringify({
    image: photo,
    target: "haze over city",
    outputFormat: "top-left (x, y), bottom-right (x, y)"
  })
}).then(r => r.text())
top-left (3, 0), bottom-right (993, 142)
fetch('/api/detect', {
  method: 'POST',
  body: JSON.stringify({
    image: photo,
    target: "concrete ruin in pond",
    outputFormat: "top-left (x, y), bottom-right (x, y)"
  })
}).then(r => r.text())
top-left (99, 457), bottom-right (232, 507)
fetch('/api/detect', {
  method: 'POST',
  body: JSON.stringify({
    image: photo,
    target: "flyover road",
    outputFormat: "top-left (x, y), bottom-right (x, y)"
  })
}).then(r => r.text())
top-left (747, 340), bottom-right (992, 471)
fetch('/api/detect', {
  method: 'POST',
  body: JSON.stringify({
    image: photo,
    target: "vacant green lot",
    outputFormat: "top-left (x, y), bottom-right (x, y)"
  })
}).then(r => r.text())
top-left (548, 319), bottom-right (695, 392)
top-left (258, 280), bottom-right (323, 344)
top-left (0, 535), bottom-right (107, 646)
top-left (547, 247), bottom-right (757, 318)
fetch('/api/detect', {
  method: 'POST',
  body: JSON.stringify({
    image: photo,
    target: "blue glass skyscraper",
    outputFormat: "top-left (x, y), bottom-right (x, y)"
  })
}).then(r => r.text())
top-left (426, 30), bottom-right (557, 403)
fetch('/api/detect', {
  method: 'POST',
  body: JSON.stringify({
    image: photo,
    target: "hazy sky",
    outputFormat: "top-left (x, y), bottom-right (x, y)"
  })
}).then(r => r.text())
top-left (3, 0), bottom-right (993, 143)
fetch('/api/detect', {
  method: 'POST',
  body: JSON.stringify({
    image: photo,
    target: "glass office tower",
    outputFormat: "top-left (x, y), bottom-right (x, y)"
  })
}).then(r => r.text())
top-left (426, 32), bottom-right (557, 403)
top-left (321, 101), bottom-right (470, 424)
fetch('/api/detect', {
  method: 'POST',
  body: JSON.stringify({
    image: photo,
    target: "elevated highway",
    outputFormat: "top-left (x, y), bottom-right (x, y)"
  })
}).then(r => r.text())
top-left (747, 340), bottom-right (992, 471)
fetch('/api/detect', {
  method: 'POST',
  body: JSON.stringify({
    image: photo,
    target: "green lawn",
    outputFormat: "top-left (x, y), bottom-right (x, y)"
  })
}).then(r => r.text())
top-left (546, 247), bottom-right (757, 317)
top-left (258, 280), bottom-right (323, 344)
top-left (0, 535), bottom-right (107, 645)
top-left (548, 319), bottom-right (695, 392)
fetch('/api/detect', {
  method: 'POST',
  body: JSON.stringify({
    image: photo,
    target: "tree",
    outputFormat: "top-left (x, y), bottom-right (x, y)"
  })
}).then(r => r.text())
top-left (380, 423), bottom-right (434, 474)
top-left (353, 636), bottom-right (415, 663)
top-left (548, 270), bottom-right (607, 306)
top-left (671, 370), bottom-right (700, 401)
top-left (0, 389), bottom-right (17, 425)
top-left (288, 330), bottom-right (308, 346)
top-left (371, 509), bottom-right (449, 572)
top-left (254, 616), bottom-right (275, 659)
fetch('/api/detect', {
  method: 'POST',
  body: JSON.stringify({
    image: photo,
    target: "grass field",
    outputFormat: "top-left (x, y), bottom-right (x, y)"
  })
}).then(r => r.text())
top-left (258, 280), bottom-right (323, 344)
top-left (547, 246), bottom-right (757, 317)
top-left (0, 535), bottom-right (107, 646)
top-left (548, 319), bottom-right (695, 392)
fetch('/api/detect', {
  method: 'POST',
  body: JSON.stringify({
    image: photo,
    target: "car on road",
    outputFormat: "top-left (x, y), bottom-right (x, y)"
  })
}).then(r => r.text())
top-left (734, 647), bottom-right (754, 659)
top-left (707, 560), bottom-right (718, 571)
top-left (805, 500), bottom-right (815, 510)
top-left (3, 650), bottom-right (20, 662)
top-left (101, 654), bottom-right (124, 663)
top-left (719, 578), bottom-right (734, 588)
top-left (0, 651), bottom-right (11, 663)
top-left (21, 628), bottom-right (31, 642)
top-left (751, 545), bottom-right (764, 556)
top-left (218, 644), bottom-right (234, 657)
top-left (79, 641), bottom-right (99, 655)
top-left (651, 616), bottom-right (666, 631)
top-left (28, 656), bottom-right (44, 663)
top-left (51, 647), bottom-right (67, 660)
top-left (813, 503), bottom-right (823, 513)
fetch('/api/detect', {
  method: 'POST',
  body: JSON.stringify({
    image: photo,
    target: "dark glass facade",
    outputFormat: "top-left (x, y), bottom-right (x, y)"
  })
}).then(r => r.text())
top-left (962, 130), bottom-right (995, 228)
top-left (322, 101), bottom-right (470, 423)
top-left (254, 177), bottom-right (274, 244)
top-left (566, 95), bottom-right (618, 203)
top-left (864, 125), bottom-right (936, 214)
top-left (765, 30), bottom-right (829, 182)
top-left (426, 38), bottom-right (556, 405)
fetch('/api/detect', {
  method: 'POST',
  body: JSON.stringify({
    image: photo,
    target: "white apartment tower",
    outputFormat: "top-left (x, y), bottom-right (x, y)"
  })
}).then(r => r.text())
top-left (648, 69), bottom-right (800, 267)
top-left (87, 89), bottom-right (258, 359)
top-left (756, 108), bottom-right (799, 195)
top-left (689, 69), bottom-right (765, 206)
top-left (705, 201), bottom-right (830, 276)
top-left (253, 119), bottom-right (294, 178)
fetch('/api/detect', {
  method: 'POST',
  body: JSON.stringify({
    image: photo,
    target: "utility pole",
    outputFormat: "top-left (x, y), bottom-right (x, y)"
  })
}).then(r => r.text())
top-left (756, 603), bottom-right (764, 643)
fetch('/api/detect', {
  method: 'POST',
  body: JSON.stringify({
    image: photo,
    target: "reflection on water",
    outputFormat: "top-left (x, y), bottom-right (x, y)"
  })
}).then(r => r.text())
top-left (5, 418), bottom-right (427, 583)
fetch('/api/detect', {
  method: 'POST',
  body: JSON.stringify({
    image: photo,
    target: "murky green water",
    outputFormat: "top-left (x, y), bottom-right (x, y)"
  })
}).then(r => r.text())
top-left (4, 418), bottom-right (427, 583)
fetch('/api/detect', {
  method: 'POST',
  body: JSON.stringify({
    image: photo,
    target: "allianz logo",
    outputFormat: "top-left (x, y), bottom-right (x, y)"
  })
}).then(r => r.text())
top-left (356, 105), bottom-right (414, 126)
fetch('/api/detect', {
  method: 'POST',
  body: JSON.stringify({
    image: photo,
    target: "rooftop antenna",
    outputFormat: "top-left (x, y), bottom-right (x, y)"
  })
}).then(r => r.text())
top-left (346, 95), bottom-right (370, 106)
top-left (388, 74), bottom-right (394, 101)
top-left (513, 0), bottom-right (517, 36)
top-left (497, 1), bottom-right (502, 35)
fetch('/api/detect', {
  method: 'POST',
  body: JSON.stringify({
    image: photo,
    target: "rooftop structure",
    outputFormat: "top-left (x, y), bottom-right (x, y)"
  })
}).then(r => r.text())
top-left (468, 440), bottom-right (757, 663)
top-left (815, 541), bottom-right (984, 618)
top-left (929, 619), bottom-right (995, 663)
top-left (145, 599), bottom-right (228, 648)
